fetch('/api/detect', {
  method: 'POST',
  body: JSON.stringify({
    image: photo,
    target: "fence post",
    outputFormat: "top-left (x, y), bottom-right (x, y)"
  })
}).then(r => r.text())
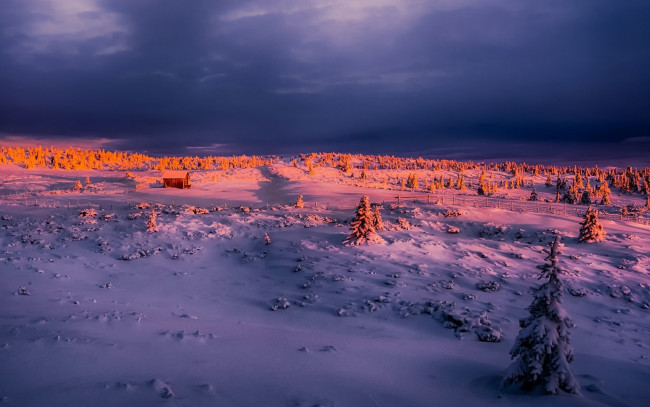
top-left (397, 195), bottom-right (400, 204)
top-left (427, 194), bottom-right (430, 204)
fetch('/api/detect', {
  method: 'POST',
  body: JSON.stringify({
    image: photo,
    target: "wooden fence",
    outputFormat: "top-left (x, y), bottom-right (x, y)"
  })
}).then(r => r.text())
top-left (1, 189), bottom-right (648, 226)
top-left (393, 194), bottom-right (650, 225)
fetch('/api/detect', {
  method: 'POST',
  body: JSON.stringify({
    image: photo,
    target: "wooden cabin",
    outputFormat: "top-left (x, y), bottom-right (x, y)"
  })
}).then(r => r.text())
top-left (161, 170), bottom-right (191, 189)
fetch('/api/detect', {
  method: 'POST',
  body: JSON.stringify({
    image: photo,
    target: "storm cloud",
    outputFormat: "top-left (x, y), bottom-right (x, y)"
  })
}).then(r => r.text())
top-left (1, 0), bottom-right (649, 160)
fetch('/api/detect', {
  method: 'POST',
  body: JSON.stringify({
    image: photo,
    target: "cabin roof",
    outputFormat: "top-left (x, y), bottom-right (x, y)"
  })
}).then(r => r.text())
top-left (161, 170), bottom-right (189, 179)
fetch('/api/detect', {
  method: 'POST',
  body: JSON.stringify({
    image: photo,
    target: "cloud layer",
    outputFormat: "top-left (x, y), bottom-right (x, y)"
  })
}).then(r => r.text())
top-left (1, 0), bottom-right (649, 157)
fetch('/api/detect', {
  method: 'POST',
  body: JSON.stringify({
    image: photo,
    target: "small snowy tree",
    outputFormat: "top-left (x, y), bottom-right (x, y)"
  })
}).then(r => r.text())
top-left (477, 169), bottom-right (488, 196)
top-left (85, 176), bottom-right (91, 185)
top-left (264, 232), bottom-right (271, 245)
top-left (578, 207), bottom-right (605, 242)
top-left (599, 182), bottom-right (611, 205)
top-left (343, 195), bottom-right (385, 245)
top-left (146, 209), bottom-right (158, 232)
top-left (295, 195), bottom-right (304, 208)
top-left (372, 205), bottom-right (384, 231)
top-left (561, 182), bottom-right (580, 204)
top-left (528, 189), bottom-right (539, 201)
top-left (545, 174), bottom-right (553, 187)
top-left (407, 173), bottom-right (419, 189)
top-left (73, 180), bottom-right (83, 190)
top-left (502, 236), bottom-right (580, 395)
top-left (580, 189), bottom-right (591, 205)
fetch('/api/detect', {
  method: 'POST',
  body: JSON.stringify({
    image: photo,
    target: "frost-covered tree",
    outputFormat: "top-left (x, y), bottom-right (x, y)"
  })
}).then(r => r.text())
top-left (502, 236), bottom-right (580, 395)
top-left (561, 182), bottom-right (580, 204)
top-left (574, 173), bottom-right (584, 189)
top-left (578, 207), bottom-right (605, 242)
top-left (545, 174), bottom-right (553, 187)
top-left (528, 189), bottom-right (539, 201)
top-left (295, 195), bottom-right (304, 208)
top-left (478, 169), bottom-right (488, 196)
top-left (580, 189), bottom-right (591, 205)
top-left (455, 174), bottom-right (467, 190)
top-left (407, 173), bottom-right (419, 189)
top-left (343, 195), bottom-right (385, 245)
top-left (642, 179), bottom-right (650, 196)
top-left (372, 205), bottom-right (384, 231)
top-left (598, 182), bottom-right (611, 205)
top-left (307, 161), bottom-right (316, 176)
top-left (73, 180), bottom-right (83, 190)
top-left (146, 209), bottom-right (158, 232)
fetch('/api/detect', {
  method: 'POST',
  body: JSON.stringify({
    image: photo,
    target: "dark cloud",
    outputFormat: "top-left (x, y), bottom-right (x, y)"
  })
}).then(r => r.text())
top-left (1, 0), bottom-right (649, 161)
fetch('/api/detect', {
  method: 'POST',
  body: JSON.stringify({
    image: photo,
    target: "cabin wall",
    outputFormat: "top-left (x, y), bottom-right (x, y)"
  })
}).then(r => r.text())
top-left (163, 178), bottom-right (185, 189)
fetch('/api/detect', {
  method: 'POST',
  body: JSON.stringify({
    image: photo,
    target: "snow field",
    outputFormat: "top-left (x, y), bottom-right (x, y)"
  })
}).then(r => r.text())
top-left (1, 163), bottom-right (650, 406)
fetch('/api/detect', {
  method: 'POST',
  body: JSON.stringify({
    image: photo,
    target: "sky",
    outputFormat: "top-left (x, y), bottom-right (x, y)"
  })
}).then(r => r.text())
top-left (0, 0), bottom-right (649, 163)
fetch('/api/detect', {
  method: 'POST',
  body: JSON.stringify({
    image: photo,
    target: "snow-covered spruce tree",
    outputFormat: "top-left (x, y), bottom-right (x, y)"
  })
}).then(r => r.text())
top-left (295, 195), bottom-right (304, 208)
top-left (528, 189), bottom-right (539, 201)
top-left (407, 173), bottom-right (419, 189)
top-left (343, 195), bottom-right (385, 245)
top-left (599, 182), bottom-right (611, 205)
top-left (545, 174), bottom-right (553, 188)
top-left (561, 183), bottom-right (580, 204)
top-left (477, 169), bottom-right (489, 196)
top-left (578, 207), bottom-right (605, 242)
top-left (580, 189), bottom-right (591, 205)
top-left (502, 236), bottom-right (580, 395)
top-left (372, 205), bottom-right (384, 231)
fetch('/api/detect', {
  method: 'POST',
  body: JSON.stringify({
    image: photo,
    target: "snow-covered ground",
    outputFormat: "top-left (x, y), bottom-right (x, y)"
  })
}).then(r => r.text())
top-left (1, 162), bottom-right (649, 407)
